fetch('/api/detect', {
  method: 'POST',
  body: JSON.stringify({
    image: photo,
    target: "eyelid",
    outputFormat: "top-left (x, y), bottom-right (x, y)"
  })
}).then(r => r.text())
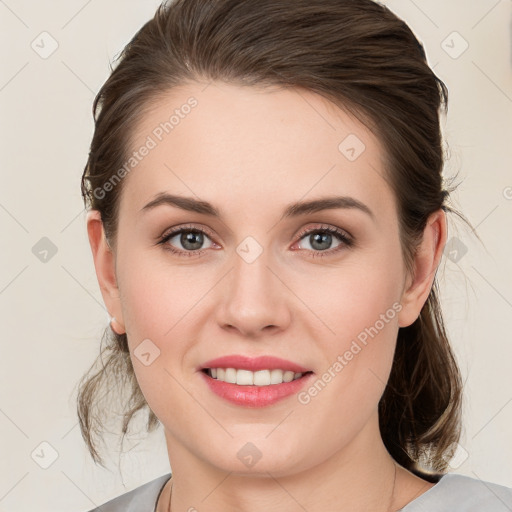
top-left (158, 223), bottom-right (219, 244)
top-left (159, 222), bottom-right (352, 243)
top-left (294, 223), bottom-right (353, 243)
top-left (157, 222), bottom-right (354, 257)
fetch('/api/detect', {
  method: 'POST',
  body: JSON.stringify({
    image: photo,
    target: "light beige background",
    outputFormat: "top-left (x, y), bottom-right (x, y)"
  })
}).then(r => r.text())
top-left (0, 0), bottom-right (511, 510)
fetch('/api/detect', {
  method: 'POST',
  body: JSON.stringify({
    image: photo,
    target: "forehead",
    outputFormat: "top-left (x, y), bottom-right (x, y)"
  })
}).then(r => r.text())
top-left (118, 80), bottom-right (394, 223)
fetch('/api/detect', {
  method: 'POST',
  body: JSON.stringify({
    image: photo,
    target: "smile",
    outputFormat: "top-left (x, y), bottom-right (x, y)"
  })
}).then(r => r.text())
top-left (203, 367), bottom-right (309, 385)
top-left (200, 368), bottom-right (315, 407)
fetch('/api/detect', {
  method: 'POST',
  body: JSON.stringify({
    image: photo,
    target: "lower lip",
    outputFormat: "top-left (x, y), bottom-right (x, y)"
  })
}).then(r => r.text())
top-left (199, 370), bottom-right (314, 407)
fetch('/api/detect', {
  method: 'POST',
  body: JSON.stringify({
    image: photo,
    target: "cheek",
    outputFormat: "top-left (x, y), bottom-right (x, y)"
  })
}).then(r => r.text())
top-left (296, 246), bottom-right (404, 349)
top-left (117, 247), bottom-right (201, 342)
top-left (293, 270), bottom-right (402, 456)
top-left (114, 249), bottom-right (213, 411)
top-left (293, 244), bottom-right (404, 405)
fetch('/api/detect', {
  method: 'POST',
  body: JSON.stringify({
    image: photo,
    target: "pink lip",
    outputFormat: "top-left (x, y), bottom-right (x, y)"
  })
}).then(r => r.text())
top-left (200, 355), bottom-right (311, 373)
top-left (199, 370), bottom-right (315, 407)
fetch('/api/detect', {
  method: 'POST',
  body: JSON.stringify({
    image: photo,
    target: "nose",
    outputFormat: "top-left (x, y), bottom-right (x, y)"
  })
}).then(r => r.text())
top-left (215, 246), bottom-right (292, 338)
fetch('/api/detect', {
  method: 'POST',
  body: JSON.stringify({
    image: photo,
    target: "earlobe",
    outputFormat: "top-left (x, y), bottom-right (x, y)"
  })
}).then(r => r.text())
top-left (86, 210), bottom-right (126, 333)
top-left (397, 209), bottom-right (447, 328)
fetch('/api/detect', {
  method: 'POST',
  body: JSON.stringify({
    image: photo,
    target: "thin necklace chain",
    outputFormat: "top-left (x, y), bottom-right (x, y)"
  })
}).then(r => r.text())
top-left (388, 461), bottom-right (398, 512)
top-left (167, 462), bottom-right (398, 512)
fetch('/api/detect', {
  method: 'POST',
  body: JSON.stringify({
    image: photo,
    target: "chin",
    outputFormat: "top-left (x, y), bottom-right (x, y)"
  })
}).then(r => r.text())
top-left (199, 437), bottom-right (307, 477)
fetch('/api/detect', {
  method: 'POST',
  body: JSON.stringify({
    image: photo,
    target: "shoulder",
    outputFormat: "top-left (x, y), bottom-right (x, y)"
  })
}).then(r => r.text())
top-left (85, 472), bottom-right (172, 512)
top-left (401, 473), bottom-right (512, 511)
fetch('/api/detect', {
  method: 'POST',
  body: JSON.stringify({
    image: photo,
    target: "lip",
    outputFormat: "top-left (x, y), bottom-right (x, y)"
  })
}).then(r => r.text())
top-left (199, 370), bottom-right (315, 407)
top-left (199, 355), bottom-right (311, 373)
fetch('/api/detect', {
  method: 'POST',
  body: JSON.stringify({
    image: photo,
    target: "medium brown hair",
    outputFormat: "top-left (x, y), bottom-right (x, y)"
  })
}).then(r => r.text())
top-left (78, 0), bottom-right (466, 480)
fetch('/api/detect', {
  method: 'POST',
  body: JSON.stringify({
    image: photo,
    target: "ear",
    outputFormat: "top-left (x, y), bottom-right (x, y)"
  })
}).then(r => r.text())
top-left (397, 209), bottom-right (447, 328)
top-left (86, 210), bottom-right (126, 334)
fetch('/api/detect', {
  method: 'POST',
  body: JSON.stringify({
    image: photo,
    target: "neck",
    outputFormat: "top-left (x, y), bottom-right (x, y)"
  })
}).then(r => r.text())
top-left (160, 411), bottom-right (408, 512)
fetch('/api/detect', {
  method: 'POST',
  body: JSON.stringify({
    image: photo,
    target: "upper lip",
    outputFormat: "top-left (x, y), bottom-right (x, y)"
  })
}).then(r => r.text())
top-left (200, 355), bottom-right (312, 373)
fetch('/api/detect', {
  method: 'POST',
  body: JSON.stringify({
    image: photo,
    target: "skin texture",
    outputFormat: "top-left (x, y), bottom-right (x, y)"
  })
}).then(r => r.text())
top-left (87, 81), bottom-right (445, 511)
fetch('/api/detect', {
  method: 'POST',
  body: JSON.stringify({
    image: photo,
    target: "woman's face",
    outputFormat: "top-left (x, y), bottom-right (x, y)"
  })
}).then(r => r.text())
top-left (89, 80), bottom-right (442, 477)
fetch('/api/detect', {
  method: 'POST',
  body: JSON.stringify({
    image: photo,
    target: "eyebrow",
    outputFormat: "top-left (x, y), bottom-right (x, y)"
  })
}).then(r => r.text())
top-left (140, 192), bottom-right (375, 221)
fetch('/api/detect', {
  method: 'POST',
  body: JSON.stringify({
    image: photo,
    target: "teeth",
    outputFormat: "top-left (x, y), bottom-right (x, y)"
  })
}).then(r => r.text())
top-left (207, 368), bottom-right (305, 386)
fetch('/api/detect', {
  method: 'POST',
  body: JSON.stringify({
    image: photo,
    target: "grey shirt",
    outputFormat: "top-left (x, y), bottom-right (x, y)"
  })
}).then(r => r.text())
top-left (86, 472), bottom-right (512, 511)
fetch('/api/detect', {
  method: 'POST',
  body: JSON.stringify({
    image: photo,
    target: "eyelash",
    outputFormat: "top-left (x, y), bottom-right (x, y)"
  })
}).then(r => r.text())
top-left (157, 223), bottom-right (354, 259)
